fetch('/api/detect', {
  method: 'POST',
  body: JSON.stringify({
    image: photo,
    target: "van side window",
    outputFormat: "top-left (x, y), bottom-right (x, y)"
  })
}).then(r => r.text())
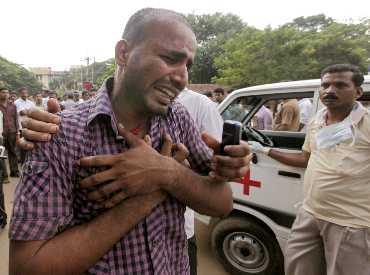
top-left (251, 97), bottom-right (313, 133)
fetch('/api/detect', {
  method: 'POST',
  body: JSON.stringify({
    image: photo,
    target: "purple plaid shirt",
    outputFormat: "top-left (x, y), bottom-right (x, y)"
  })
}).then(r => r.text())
top-left (10, 78), bottom-right (212, 275)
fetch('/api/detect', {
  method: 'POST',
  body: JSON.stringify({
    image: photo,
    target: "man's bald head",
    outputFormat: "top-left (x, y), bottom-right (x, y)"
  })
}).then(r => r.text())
top-left (122, 8), bottom-right (193, 47)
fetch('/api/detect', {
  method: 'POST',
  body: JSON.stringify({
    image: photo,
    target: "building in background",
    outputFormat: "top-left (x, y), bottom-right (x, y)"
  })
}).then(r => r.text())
top-left (29, 67), bottom-right (67, 89)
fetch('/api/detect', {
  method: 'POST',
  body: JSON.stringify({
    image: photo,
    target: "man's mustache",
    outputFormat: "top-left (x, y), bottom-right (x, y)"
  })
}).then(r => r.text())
top-left (323, 94), bottom-right (338, 100)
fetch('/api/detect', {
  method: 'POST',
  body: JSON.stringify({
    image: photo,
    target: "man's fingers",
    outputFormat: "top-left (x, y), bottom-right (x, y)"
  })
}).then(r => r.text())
top-left (24, 108), bottom-right (61, 125)
top-left (17, 137), bottom-right (35, 151)
top-left (210, 165), bottom-right (250, 181)
top-left (172, 143), bottom-right (189, 163)
top-left (21, 128), bottom-right (52, 142)
top-left (79, 154), bottom-right (120, 168)
top-left (79, 167), bottom-right (118, 188)
top-left (104, 191), bottom-right (129, 208)
top-left (22, 116), bottom-right (59, 134)
top-left (201, 132), bottom-right (220, 153)
top-left (117, 123), bottom-right (141, 147)
top-left (223, 142), bottom-right (250, 157)
top-left (160, 134), bottom-right (173, 156)
top-left (86, 180), bottom-right (123, 200)
top-left (212, 154), bottom-right (251, 169)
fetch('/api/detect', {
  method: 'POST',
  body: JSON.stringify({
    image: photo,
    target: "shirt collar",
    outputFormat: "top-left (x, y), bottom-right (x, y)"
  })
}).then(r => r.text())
top-left (86, 77), bottom-right (120, 138)
top-left (315, 101), bottom-right (368, 126)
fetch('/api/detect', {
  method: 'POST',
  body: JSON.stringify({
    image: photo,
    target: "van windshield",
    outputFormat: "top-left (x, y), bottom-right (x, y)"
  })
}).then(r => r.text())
top-left (221, 96), bottom-right (261, 122)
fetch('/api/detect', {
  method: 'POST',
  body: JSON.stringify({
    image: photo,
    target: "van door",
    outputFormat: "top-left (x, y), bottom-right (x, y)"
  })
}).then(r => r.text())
top-left (221, 90), bottom-right (316, 221)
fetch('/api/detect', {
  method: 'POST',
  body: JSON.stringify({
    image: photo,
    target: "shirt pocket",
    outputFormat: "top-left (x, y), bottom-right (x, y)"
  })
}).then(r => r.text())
top-left (21, 160), bottom-right (50, 200)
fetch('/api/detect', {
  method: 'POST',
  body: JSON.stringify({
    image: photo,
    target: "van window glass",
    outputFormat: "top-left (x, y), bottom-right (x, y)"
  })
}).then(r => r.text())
top-left (251, 97), bottom-right (314, 133)
top-left (221, 96), bottom-right (260, 122)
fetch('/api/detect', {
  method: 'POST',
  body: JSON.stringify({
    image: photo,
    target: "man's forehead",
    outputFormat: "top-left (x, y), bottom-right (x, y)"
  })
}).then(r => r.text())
top-left (144, 18), bottom-right (195, 45)
top-left (321, 71), bottom-right (354, 83)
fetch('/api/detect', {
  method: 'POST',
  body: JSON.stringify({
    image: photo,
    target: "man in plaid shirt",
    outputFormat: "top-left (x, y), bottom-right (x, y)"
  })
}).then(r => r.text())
top-left (10, 8), bottom-right (251, 275)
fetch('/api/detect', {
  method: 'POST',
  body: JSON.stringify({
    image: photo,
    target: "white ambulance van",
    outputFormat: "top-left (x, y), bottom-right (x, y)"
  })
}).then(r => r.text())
top-left (206, 76), bottom-right (370, 275)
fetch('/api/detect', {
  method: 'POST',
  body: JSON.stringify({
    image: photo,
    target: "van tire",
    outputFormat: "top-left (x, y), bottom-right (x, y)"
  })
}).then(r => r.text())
top-left (211, 216), bottom-right (284, 275)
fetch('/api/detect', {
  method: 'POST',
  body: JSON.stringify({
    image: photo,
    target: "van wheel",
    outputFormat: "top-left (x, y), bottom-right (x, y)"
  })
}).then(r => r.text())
top-left (211, 216), bottom-right (284, 275)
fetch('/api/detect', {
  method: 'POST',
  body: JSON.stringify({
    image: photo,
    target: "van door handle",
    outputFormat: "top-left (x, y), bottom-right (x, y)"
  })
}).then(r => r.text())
top-left (278, 171), bottom-right (301, 178)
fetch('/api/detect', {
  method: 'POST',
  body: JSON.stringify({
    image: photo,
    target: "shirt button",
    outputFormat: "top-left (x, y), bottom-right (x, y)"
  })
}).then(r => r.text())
top-left (151, 239), bottom-right (160, 247)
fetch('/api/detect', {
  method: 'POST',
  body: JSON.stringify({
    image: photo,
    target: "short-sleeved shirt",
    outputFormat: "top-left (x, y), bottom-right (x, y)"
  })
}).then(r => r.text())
top-left (177, 88), bottom-right (223, 239)
top-left (14, 98), bottom-right (35, 113)
top-left (302, 102), bottom-right (370, 228)
top-left (273, 99), bottom-right (300, 131)
top-left (254, 105), bottom-right (273, 130)
top-left (298, 98), bottom-right (313, 132)
top-left (10, 78), bottom-right (213, 274)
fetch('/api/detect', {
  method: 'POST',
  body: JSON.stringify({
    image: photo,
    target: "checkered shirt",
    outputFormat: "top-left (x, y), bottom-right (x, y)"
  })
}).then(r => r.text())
top-left (10, 78), bottom-right (212, 274)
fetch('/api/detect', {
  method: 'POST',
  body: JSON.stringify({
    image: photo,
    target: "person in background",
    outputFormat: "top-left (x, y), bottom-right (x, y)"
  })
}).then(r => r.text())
top-left (48, 90), bottom-right (58, 100)
top-left (298, 98), bottom-right (313, 132)
top-left (249, 64), bottom-right (370, 275)
top-left (73, 91), bottom-right (81, 103)
top-left (0, 88), bottom-right (19, 177)
top-left (272, 98), bottom-right (300, 131)
top-left (0, 108), bottom-right (7, 229)
top-left (15, 87), bottom-right (35, 114)
top-left (61, 91), bottom-right (77, 110)
top-left (204, 91), bottom-right (214, 101)
top-left (177, 87), bottom-right (223, 275)
top-left (82, 91), bottom-right (90, 101)
top-left (14, 87), bottom-right (35, 163)
top-left (9, 91), bottom-right (18, 104)
top-left (253, 105), bottom-right (273, 130)
top-left (34, 92), bottom-right (45, 110)
top-left (213, 87), bottom-right (226, 104)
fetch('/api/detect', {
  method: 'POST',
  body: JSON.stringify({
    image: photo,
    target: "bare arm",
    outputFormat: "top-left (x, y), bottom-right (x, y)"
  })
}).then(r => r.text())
top-left (268, 149), bottom-right (310, 168)
top-left (162, 160), bottom-right (233, 217)
top-left (10, 191), bottom-right (165, 275)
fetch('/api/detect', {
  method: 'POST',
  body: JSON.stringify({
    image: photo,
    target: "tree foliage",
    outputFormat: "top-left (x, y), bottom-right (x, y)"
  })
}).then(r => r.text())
top-left (0, 56), bottom-right (42, 92)
top-left (214, 15), bottom-right (370, 88)
top-left (186, 13), bottom-right (245, 83)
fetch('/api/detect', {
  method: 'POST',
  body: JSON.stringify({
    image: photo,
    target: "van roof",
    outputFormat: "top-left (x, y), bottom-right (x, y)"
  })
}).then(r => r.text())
top-left (231, 75), bottom-right (370, 96)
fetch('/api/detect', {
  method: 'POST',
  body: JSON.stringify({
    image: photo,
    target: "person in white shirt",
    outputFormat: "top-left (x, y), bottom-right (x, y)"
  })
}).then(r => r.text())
top-left (298, 98), bottom-right (313, 132)
top-left (14, 87), bottom-right (35, 163)
top-left (176, 87), bottom-right (223, 275)
top-left (14, 87), bottom-right (35, 116)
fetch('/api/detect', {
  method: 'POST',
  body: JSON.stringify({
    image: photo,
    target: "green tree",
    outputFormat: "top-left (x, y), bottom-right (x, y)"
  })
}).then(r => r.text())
top-left (186, 13), bottom-right (245, 83)
top-left (214, 15), bottom-right (370, 88)
top-left (0, 56), bottom-right (42, 92)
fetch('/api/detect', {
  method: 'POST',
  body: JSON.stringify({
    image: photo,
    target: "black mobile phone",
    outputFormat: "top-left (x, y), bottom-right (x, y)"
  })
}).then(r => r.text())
top-left (220, 120), bottom-right (242, 155)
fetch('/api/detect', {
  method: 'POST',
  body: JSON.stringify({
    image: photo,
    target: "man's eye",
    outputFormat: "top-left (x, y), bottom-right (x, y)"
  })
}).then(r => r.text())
top-left (161, 55), bottom-right (176, 63)
top-left (321, 84), bottom-right (329, 89)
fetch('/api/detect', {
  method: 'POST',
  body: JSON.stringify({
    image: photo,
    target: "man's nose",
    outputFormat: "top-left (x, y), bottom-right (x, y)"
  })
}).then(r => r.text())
top-left (170, 64), bottom-right (188, 91)
top-left (326, 84), bottom-right (337, 94)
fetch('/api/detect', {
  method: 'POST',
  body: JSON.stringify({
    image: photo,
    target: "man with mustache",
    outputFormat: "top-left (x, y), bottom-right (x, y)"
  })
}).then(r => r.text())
top-left (9, 8), bottom-right (250, 275)
top-left (250, 64), bottom-right (370, 275)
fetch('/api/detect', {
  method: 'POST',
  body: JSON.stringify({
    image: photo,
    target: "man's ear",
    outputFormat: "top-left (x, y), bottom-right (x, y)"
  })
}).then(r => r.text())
top-left (355, 86), bottom-right (364, 100)
top-left (115, 40), bottom-right (129, 67)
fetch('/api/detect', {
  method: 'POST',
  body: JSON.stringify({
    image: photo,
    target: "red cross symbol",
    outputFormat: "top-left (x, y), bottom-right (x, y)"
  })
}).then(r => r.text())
top-left (238, 170), bottom-right (261, 195)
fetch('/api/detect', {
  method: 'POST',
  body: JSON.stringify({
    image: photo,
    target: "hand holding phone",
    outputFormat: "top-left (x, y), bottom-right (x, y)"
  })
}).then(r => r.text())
top-left (220, 120), bottom-right (242, 155)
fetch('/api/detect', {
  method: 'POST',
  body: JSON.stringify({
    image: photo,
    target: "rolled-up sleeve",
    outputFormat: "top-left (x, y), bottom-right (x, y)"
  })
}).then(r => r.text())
top-left (9, 135), bottom-right (74, 241)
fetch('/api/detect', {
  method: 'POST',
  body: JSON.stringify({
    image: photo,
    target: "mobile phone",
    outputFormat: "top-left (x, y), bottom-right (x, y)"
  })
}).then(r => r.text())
top-left (220, 120), bottom-right (242, 155)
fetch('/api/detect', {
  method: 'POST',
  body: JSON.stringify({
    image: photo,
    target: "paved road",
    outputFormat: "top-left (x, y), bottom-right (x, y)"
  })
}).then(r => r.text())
top-left (0, 178), bottom-right (229, 275)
